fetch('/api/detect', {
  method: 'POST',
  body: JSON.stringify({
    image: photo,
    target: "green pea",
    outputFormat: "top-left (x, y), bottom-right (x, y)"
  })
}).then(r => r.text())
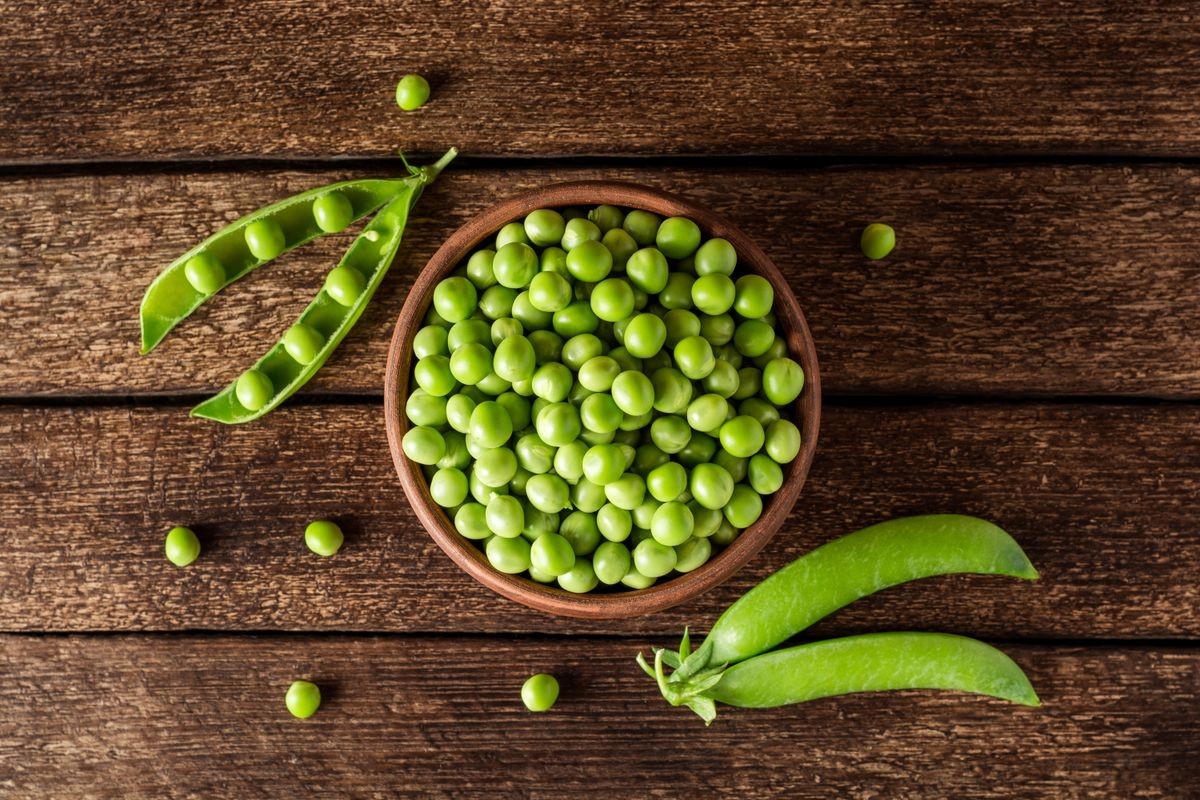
top-left (588, 204), bottom-right (624, 232)
top-left (604, 472), bottom-right (646, 511)
top-left (608, 347), bottom-right (643, 374)
top-left (732, 367), bottom-right (761, 400)
top-left (733, 274), bottom-right (774, 318)
top-left (593, 541), bottom-right (633, 584)
top-left (493, 242), bottom-right (538, 289)
top-left (566, 240), bottom-right (613, 283)
top-left (674, 536), bottom-right (713, 572)
top-left (677, 431), bottom-right (718, 467)
top-left (405, 389), bottom-right (447, 427)
top-left (694, 237), bottom-right (737, 276)
top-left (699, 313), bottom-right (736, 347)
top-left (554, 302), bottom-right (600, 338)
top-left (528, 362), bottom-right (570, 403)
top-left (183, 253), bottom-right (225, 294)
top-left (493, 334), bottom-right (536, 382)
top-left (437, 430), bottom-right (471, 470)
top-left (690, 462), bottom-right (734, 510)
top-left (725, 484), bottom-right (763, 528)
top-left (622, 210), bottom-right (661, 246)
top-left (509, 465), bottom-right (532, 494)
top-left (526, 473), bottom-right (570, 514)
top-left (660, 272), bottom-right (695, 310)
top-left (552, 440), bottom-right (587, 482)
top-left (485, 494), bottom-right (526, 538)
top-left (468, 401), bottom-right (512, 448)
top-left (686, 393), bottom-right (729, 433)
top-left (631, 444), bottom-right (668, 476)
top-left (496, 391), bottom-right (531, 430)
top-left (528, 329), bottom-right (564, 364)
top-left (689, 502), bottom-right (725, 538)
top-left (312, 191), bottom-right (354, 233)
top-left (477, 447), bottom-right (519, 489)
top-left (286, 680), bottom-right (321, 719)
top-left (572, 356), bottom-right (616, 392)
top-left (861, 222), bottom-right (896, 260)
top-left (512, 291), bottom-right (552, 331)
top-left (748, 453), bottom-right (784, 494)
top-left (739, 397), bottom-right (781, 429)
top-left (164, 526), bottom-right (200, 567)
top-left (590, 277), bottom-right (635, 322)
top-left (765, 418), bottom-right (802, 464)
top-left (491, 317), bottom-right (524, 346)
top-left (633, 538), bottom-right (678, 578)
top-left (540, 246), bottom-right (568, 275)
top-left (625, 247), bottom-right (670, 294)
top-left (523, 209), bottom-right (566, 247)
top-left (691, 274), bottom-right (736, 316)
top-left (649, 414), bottom-right (691, 454)
top-left (455, 503), bottom-right (491, 539)
top-left (656, 216), bottom-right (701, 260)
top-left (582, 443), bottom-right (626, 486)
top-left (560, 511), bottom-right (601, 556)
top-left (466, 249), bottom-right (498, 290)
top-left (447, 319), bottom-right (490, 351)
top-left (734, 319), bottom-right (775, 358)
top-left (403, 425), bottom-right (446, 465)
top-left (621, 564), bottom-right (657, 589)
top-left (645, 462), bottom-right (687, 503)
top-left (632, 498), bottom-right (662, 530)
top-left (324, 265), bottom-right (366, 307)
top-left (395, 73), bottom-right (431, 111)
top-left (244, 218), bottom-right (285, 261)
top-left (522, 502), bottom-right (559, 540)
top-left (530, 531), bottom-right (575, 575)
top-left (763, 358), bottom-right (805, 406)
top-left (528, 271), bottom-right (573, 313)
top-left (449, 342), bottom-right (492, 385)
top-left (674, 335), bottom-right (715, 380)
top-left (433, 276), bottom-right (478, 323)
top-left (551, 557), bottom-right (596, 593)
top-left (661, 310), bottom-right (699, 349)
top-left (647, 368), bottom-right (690, 415)
top-left (719, 415), bottom-right (766, 458)
top-left (303, 520), bottom-right (344, 557)
top-left (514, 433), bottom-right (555, 475)
top-left (602, 228), bottom-right (638, 269)
top-left (650, 501), bottom-right (694, 546)
top-left (495, 222), bottom-right (529, 250)
top-left (700, 359), bottom-right (739, 398)
top-left (445, 393), bottom-right (476, 433)
top-left (715, 343), bottom-right (744, 369)
top-left (235, 369), bottom-right (274, 411)
top-left (620, 313), bottom-right (665, 359)
top-left (521, 673), bottom-right (560, 712)
top-left (430, 467), bottom-right (469, 507)
top-left (579, 393), bottom-right (622, 434)
top-left (562, 217), bottom-right (602, 250)
top-left (572, 477), bottom-right (607, 512)
top-left (413, 325), bottom-right (447, 360)
top-left (611, 371), bottom-right (655, 417)
top-left (482, 534), bottom-right (529, 574)
top-left (712, 450), bottom-right (747, 484)
top-left (753, 336), bottom-right (789, 368)
top-left (535, 402), bottom-right (581, 448)
top-left (424, 306), bottom-right (452, 328)
top-left (597, 504), bottom-right (633, 543)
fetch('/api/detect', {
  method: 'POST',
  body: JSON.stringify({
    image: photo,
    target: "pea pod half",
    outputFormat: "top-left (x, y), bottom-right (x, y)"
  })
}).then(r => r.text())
top-left (647, 632), bottom-right (1040, 724)
top-left (189, 148), bottom-right (456, 423)
top-left (139, 177), bottom-right (425, 354)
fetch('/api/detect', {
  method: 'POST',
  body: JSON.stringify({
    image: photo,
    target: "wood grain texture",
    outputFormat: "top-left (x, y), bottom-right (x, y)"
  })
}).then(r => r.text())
top-left (4, 164), bottom-right (1200, 398)
top-left (1, 635), bottom-right (1195, 799)
top-left (4, 1), bottom-right (1200, 161)
top-left (2, 402), bottom-right (1196, 637)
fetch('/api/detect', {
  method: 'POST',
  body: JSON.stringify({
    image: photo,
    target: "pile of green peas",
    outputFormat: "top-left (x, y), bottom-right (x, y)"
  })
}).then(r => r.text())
top-left (403, 204), bottom-right (805, 593)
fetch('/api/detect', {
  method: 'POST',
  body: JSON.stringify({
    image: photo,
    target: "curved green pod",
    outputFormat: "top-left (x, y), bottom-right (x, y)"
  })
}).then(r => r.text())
top-left (711, 633), bottom-right (1039, 708)
top-left (190, 148), bottom-right (456, 424)
top-left (703, 514), bottom-right (1037, 667)
top-left (139, 177), bottom-right (417, 354)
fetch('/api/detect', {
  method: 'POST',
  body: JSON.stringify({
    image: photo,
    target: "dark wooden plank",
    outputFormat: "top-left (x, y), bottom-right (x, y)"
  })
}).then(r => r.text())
top-left (1, 402), bottom-right (1196, 637)
top-left (4, 2), bottom-right (1200, 161)
top-left (1, 634), bottom-right (1195, 798)
top-left (3, 164), bottom-right (1200, 398)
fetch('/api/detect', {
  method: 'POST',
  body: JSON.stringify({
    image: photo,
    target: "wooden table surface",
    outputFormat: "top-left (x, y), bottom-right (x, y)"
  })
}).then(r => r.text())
top-left (2, 2), bottom-right (1198, 798)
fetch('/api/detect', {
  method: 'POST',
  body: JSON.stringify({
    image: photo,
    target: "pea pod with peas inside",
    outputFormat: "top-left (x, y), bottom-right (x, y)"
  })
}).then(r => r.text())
top-left (139, 175), bottom-right (435, 354)
top-left (191, 150), bottom-right (456, 423)
top-left (637, 514), bottom-right (1040, 723)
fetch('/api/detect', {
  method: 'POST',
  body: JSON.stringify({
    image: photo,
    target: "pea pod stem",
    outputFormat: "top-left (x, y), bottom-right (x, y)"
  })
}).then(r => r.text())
top-left (190, 148), bottom-right (456, 424)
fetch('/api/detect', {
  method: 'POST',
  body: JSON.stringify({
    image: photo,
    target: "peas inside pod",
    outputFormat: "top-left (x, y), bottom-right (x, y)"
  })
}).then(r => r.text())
top-left (403, 205), bottom-right (806, 593)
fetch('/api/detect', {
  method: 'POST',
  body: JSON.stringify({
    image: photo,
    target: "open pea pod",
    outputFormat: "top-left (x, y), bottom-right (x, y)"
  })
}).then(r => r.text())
top-left (140, 176), bottom-right (420, 354)
top-left (190, 148), bottom-right (456, 424)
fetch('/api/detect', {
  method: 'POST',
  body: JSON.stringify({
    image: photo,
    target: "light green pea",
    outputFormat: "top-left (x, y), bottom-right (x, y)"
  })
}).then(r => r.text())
top-left (748, 453), bottom-right (784, 494)
top-left (651, 501), bottom-right (694, 546)
top-left (674, 536), bottom-right (713, 572)
top-left (593, 541), bottom-right (632, 584)
top-left (455, 503), bottom-right (491, 539)
top-left (486, 494), bottom-right (526, 538)
top-left (860, 222), bottom-right (896, 260)
top-left (486, 534), bottom-right (532, 573)
top-left (725, 484), bottom-right (764, 528)
top-left (430, 467), bottom-right (469, 508)
top-left (244, 218), bottom-right (285, 261)
top-left (765, 418), bottom-right (802, 464)
top-left (164, 526), bottom-right (200, 567)
top-left (633, 538), bottom-right (678, 578)
top-left (762, 358), bottom-right (805, 406)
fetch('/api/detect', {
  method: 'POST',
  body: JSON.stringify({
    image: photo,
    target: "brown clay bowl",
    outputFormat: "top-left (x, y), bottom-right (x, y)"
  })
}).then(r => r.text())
top-left (384, 181), bottom-right (820, 619)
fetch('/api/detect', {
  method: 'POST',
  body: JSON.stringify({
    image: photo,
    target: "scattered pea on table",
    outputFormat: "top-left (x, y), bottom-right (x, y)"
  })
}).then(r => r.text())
top-left (163, 526), bottom-right (200, 567)
top-left (403, 205), bottom-right (807, 592)
top-left (285, 680), bottom-right (322, 719)
top-left (305, 520), bottom-right (345, 557)
top-left (521, 673), bottom-right (560, 712)
top-left (860, 222), bottom-right (896, 260)
top-left (395, 73), bottom-right (431, 111)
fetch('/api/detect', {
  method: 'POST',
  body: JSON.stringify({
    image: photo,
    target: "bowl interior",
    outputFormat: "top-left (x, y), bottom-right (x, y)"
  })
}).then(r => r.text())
top-left (384, 181), bottom-right (821, 619)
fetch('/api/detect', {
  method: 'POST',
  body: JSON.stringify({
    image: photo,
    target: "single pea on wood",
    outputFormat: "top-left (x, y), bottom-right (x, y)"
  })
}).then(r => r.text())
top-left (285, 680), bottom-right (322, 719)
top-left (402, 205), bottom-right (807, 593)
top-left (163, 526), bottom-right (200, 567)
